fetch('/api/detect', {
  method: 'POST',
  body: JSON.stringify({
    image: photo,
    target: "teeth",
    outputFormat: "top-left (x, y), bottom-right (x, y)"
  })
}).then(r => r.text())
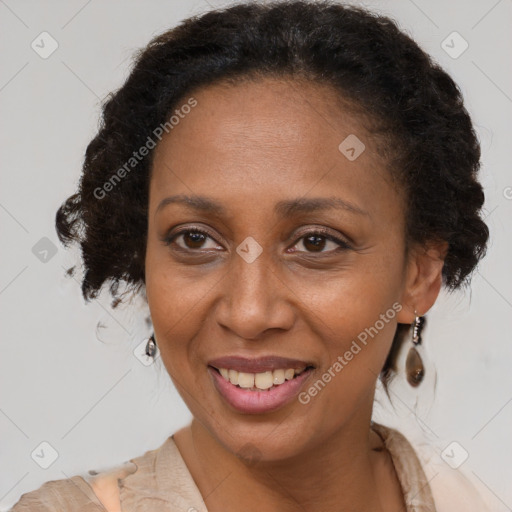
top-left (254, 371), bottom-right (273, 389)
top-left (217, 367), bottom-right (307, 390)
top-left (228, 369), bottom-right (239, 386)
top-left (273, 369), bottom-right (285, 385)
top-left (238, 372), bottom-right (255, 389)
top-left (284, 369), bottom-right (295, 380)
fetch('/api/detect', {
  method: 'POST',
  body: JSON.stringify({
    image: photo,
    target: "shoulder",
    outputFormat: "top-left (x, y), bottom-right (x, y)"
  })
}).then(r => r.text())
top-left (378, 423), bottom-right (492, 512)
top-left (9, 462), bottom-right (137, 512)
top-left (9, 475), bottom-right (101, 511)
top-left (83, 461), bottom-right (138, 512)
top-left (413, 443), bottom-right (492, 512)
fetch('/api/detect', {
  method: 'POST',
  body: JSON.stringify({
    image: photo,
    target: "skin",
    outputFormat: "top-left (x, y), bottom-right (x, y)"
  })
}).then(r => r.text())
top-left (144, 77), bottom-right (447, 512)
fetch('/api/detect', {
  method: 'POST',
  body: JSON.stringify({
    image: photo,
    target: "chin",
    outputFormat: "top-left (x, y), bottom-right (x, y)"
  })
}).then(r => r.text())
top-left (207, 413), bottom-right (322, 465)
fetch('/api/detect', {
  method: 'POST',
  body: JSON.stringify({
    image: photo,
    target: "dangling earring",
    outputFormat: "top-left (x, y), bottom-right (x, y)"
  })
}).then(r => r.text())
top-left (145, 333), bottom-right (157, 358)
top-left (406, 310), bottom-right (425, 387)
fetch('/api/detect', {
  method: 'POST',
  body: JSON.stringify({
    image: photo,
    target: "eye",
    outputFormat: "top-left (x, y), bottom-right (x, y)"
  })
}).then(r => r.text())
top-left (163, 227), bottom-right (222, 252)
top-left (289, 229), bottom-right (352, 254)
top-left (162, 226), bottom-right (352, 255)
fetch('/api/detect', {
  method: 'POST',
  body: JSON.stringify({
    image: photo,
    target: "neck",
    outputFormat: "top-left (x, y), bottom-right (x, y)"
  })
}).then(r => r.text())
top-left (174, 414), bottom-right (389, 512)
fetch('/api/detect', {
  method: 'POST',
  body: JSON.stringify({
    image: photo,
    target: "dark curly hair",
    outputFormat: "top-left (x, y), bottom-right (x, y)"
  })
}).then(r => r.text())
top-left (55, 0), bottom-right (489, 390)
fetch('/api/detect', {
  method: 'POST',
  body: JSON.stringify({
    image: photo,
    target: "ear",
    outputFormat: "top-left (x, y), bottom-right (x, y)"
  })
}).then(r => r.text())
top-left (396, 240), bottom-right (449, 324)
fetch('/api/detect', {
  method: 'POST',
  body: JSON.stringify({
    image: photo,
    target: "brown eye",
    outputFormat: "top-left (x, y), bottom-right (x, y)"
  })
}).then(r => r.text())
top-left (180, 231), bottom-right (208, 249)
top-left (291, 230), bottom-right (352, 254)
top-left (301, 234), bottom-right (332, 252)
top-left (164, 228), bottom-right (221, 251)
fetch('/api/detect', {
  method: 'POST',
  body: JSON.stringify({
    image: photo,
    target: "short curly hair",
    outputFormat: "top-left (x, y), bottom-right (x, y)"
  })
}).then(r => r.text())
top-left (55, 0), bottom-right (489, 389)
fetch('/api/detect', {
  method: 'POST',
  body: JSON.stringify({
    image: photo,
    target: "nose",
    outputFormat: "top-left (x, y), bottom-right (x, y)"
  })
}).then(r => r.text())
top-left (214, 247), bottom-right (295, 340)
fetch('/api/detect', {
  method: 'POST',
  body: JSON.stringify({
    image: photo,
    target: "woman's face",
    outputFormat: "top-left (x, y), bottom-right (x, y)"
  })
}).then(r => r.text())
top-left (145, 77), bottom-right (423, 461)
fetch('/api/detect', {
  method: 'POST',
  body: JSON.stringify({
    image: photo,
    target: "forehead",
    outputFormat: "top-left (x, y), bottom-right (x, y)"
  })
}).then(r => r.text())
top-left (150, 77), bottom-right (400, 220)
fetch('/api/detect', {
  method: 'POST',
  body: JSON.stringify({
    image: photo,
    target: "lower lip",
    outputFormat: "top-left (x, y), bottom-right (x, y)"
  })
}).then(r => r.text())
top-left (208, 366), bottom-right (313, 414)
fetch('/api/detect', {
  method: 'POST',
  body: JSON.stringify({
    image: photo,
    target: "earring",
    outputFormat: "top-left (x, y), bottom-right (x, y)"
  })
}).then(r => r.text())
top-left (406, 310), bottom-right (425, 387)
top-left (145, 333), bottom-right (157, 358)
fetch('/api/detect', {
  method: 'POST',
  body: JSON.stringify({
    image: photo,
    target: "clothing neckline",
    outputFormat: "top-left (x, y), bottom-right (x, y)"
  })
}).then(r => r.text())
top-left (371, 422), bottom-right (436, 511)
top-left (80, 421), bottom-right (436, 511)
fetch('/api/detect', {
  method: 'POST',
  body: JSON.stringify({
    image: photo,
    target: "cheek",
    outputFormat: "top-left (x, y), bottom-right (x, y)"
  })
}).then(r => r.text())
top-left (314, 295), bottom-right (399, 382)
top-left (292, 257), bottom-right (401, 332)
top-left (145, 235), bottom-right (214, 325)
top-left (144, 249), bottom-right (207, 373)
top-left (290, 254), bottom-right (402, 380)
top-left (298, 295), bottom-right (400, 419)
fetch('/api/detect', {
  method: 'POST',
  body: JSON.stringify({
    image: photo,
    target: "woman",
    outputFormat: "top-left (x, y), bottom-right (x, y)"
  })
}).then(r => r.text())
top-left (11, 1), bottom-right (490, 510)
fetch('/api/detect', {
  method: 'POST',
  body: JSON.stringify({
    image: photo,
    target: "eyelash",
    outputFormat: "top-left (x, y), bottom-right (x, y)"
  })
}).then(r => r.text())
top-left (163, 226), bottom-right (352, 254)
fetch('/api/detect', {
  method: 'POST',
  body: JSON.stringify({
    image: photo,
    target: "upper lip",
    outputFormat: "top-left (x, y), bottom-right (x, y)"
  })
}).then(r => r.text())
top-left (208, 355), bottom-right (315, 373)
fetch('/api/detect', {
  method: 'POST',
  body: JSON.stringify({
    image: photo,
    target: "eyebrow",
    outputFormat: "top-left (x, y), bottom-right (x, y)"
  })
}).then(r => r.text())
top-left (156, 194), bottom-right (369, 217)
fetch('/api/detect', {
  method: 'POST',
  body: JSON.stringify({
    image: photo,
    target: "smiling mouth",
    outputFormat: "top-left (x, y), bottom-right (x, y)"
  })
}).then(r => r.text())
top-left (209, 366), bottom-right (314, 392)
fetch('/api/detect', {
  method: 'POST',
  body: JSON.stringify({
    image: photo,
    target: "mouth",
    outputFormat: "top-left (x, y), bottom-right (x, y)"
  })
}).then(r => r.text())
top-left (207, 356), bottom-right (315, 414)
top-left (209, 365), bottom-right (313, 391)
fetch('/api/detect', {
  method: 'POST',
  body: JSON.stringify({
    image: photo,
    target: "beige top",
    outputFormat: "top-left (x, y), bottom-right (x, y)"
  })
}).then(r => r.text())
top-left (9, 422), bottom-right (490, 511)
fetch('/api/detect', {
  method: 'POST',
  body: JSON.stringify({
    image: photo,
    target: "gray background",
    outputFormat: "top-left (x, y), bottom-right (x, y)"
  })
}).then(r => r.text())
top-left (1, 0), bottom-right (511, 510)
